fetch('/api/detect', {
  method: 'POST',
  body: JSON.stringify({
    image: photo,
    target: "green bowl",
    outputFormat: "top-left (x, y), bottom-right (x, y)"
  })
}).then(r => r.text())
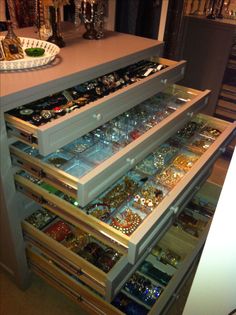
top-left (25, 48), bottom-right (45, 57)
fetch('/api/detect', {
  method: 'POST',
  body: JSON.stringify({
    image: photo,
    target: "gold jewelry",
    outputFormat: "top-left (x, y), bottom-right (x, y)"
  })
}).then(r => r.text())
top-left (156, 166), bottom-right (183, 189)
top-left (133, 186), bottom-right (164, 212)
top-left (173, 154), bottom-right (198, 172)
top-left (187, 137), bottom-right (212, 154)
top-left (111, 208), bottom-right (142, 235)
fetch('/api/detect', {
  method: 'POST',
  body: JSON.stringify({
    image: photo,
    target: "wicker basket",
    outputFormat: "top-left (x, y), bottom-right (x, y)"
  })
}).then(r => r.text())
top-left (0, 37), bottom-right (60, 71)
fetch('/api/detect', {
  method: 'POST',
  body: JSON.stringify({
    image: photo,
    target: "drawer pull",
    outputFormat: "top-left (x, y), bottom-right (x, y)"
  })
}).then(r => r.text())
top-left (161, 79), bottom-right (168, 84)
top-left (31, 194), bottom-right (46, 205)
top-left (126, 157), bottom-right (136, 165)
top-left (173, 292), bottom-right (180, 300)
top-left (93, 113), bottom-right (102, 121)
top-left (76, 294), bottom-right (83, 302)
top-left (16, 159), bottom-right (23, 165)
top-left (187, 111), bottom-right (193, 118)
top-left (76, 268), bottom-right (83, 276)
top-left (170, 206), bottom-right (179, 214)
top-left (204, 97), bottom-right (209, 105)
top-left (19, 132), bottom-right (34, 144)
top-left (220, 147), bottom-right (226, 154)
top-left (30, 168), bottom-right (45, 178)
top-left (195, 185), bottom-right (200, 192)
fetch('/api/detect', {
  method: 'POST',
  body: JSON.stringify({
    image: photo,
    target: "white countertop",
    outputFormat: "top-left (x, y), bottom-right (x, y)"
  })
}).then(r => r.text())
top-left (0, 23), bottom-right (162, 112)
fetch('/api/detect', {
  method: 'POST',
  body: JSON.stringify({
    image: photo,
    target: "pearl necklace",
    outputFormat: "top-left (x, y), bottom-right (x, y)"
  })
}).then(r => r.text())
top-left (82, 0), bottom-right (95, 24)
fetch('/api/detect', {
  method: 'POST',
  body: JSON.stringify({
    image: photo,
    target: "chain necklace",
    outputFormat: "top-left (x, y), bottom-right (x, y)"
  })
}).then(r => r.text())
top-left (74, 0), bottom-right (82, 27)
top-left (82, 0), bottom-right (95, 24)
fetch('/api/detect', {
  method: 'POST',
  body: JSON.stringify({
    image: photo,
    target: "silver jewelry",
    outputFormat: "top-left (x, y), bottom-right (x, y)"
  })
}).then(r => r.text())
top-left (82, 0), bottom-right (95, 24)
top-left (74, 0), bottom-right (82, 27)
top-left (94, 0), bottom-right (105, 39)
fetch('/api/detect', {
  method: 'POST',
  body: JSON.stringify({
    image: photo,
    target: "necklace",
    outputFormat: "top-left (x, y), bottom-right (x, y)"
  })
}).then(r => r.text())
top-left (82, 0), bottom-right (95, 24)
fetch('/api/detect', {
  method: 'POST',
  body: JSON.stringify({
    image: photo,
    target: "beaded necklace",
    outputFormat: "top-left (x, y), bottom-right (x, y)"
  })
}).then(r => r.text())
top-left (82, 0), bottom-right (95, 24)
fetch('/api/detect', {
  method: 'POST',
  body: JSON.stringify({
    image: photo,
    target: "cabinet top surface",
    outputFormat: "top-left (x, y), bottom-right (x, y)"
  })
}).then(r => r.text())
top-left (0, 24), bottom-right (162, 110)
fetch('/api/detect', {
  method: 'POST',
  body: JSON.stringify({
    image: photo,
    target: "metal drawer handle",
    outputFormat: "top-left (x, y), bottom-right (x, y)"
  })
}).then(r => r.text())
top-left (170, 206), bottom-right (179, 214)
top-left (93, 113), bottom-right (102, 121)
top-left (195, 185), bottom-right (200, 192)
top-left (187, 111), bottom-right (193, 118)
top-left (173, 292), bottom-right (180, 300)
top-left (76, 268), bottom-right (83, 276)
top-left (126, 157), bottom-right (136, 165)
top-left (19, 132), bottom-right (34, 144)
top-left (161, 78), bottom-right (168, 84)
top-left (76, 294), bottom-right (83, 302)
top-left (30, 167), bottom-right (45, 179)
top-left (220, 147), bottom-right (226, 153)
top-left (34, 195), bottom-right (46, 205)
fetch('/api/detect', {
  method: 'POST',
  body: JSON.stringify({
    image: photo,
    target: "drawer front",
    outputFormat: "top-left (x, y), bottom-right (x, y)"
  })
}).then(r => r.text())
top-left (22, 215), bottom-right (132, 300)
top-left (15, 176), bottom-right (129, 253)
top-left (26, 181), bottom-right (219, 315)
top-left (76, 88), bottom-right (209, 206)
top-left (5, 58), bottom-right (185, 156)
top-left (23, 220), bottom-right (107, 296)
top-left (150, 252), bottom-right (201, 315)
top-left (149, 227), bottom-right (209, 315)
top-left (112, 181), bottom-right (221, 314)
top-left (15, 115), bottom-right (236, 264)
top-left (25, 234), bottom-right (106, 296)
top-left (10, 86), bottom-right (210, 207)
top-left (127, 115), bottom-right (236, 263)
top-left (127, 163), bottom-right (212, 264)
top-left (27, 247), bottom-right (122, 315)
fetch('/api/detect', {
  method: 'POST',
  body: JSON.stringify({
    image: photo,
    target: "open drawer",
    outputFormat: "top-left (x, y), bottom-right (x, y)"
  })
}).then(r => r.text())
top-left (5, 57), bottom-right (185, 156)
top-left (26, 181), bottom-right (221, 314)
top-left (10, 85), bottom-right (210, 207)
top-left (22, 208), bottom-right (131, 300)
top-left (15, 114), bottom-right (236, 263)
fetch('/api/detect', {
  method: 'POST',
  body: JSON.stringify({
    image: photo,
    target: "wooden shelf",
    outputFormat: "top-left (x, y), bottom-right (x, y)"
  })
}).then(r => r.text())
top-left (215, 99), bottom-right (236, 121)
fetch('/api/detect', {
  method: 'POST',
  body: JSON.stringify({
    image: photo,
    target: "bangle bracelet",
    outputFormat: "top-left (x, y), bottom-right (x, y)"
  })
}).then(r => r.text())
top-left (111, 208), bottom-right (142, 235)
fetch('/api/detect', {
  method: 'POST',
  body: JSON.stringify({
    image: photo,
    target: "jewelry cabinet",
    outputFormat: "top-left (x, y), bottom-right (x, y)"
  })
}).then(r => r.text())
top-left (0, 25), bottom-right (235, 314)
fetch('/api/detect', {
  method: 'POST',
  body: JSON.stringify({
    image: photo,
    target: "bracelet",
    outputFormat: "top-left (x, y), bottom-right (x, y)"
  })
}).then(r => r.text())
top-left (86, 203), bottom-right (110, 221)
top-left (44, 220), bottom-right (72, 242)
top-left (111, 208), bottom-right (142, 235)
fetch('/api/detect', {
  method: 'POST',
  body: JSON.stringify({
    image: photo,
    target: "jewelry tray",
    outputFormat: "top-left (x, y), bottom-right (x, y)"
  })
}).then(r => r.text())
top-left (0, 37), bottom-right (60, 71)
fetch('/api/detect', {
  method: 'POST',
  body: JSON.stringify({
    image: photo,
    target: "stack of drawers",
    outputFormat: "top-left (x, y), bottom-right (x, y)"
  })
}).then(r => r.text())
top-left (1, 28), bottom-right (235, 315)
